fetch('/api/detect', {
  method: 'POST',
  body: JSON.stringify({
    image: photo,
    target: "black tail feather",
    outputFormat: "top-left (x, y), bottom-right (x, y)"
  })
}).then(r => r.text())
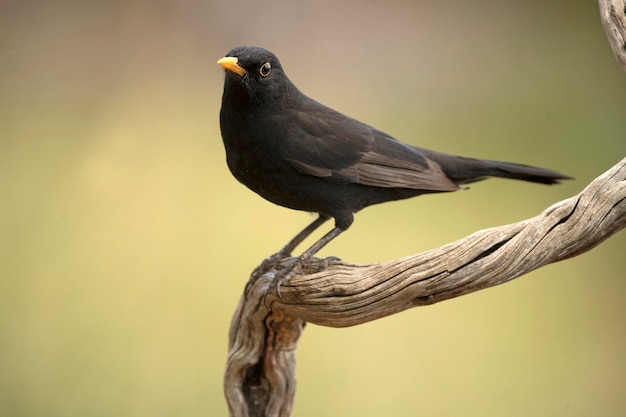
top-left (484, 160), bottom-right (573, 185)
top-left (420, 150), bottom-right (573, 185)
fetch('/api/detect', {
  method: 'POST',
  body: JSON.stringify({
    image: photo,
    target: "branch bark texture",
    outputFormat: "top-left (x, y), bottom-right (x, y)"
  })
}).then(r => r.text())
top-left (598, 0), bottom-right (626, 71)
top-left (224, 158), bottom-right (625, 417)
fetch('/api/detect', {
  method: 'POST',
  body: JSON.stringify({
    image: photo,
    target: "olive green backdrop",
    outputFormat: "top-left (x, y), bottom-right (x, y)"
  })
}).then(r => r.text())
top-left (1, 0), bottom-right (625, 416)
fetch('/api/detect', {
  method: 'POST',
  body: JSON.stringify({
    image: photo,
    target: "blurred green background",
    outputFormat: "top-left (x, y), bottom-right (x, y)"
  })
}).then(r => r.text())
top-left (1, 0), bottom-right (625, 416)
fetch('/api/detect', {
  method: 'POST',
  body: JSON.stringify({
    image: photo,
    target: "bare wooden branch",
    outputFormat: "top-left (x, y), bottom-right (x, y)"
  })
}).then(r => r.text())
top-left (224, 158), bottom-right (626, 417)
top-left (598, 0), bottom-right (626, 71)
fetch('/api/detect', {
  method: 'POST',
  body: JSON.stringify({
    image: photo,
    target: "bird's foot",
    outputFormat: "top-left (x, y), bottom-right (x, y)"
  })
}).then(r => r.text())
top-left (251, 249), bottom-right (291, 282)
top-left (246, 250), bottom-right (293, 300)
top-left (316, 255), bottom-right (342, 270)
top-left (268, 260), bottom-right (302, 299)
top-left (263, 255), bottom-right (341, 310)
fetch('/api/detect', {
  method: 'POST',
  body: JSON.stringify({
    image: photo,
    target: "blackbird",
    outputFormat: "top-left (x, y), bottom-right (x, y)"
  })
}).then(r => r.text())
top-left (217, 45), bottom-right (570, 287)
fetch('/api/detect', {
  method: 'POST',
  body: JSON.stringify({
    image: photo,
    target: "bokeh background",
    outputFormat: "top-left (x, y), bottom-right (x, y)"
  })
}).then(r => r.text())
top-left (1, 0), bottom-right (625, 416)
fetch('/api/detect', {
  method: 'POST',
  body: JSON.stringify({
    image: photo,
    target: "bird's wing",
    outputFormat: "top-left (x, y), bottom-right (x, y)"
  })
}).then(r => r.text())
top-left (282, 107), bottom-right (459, 192)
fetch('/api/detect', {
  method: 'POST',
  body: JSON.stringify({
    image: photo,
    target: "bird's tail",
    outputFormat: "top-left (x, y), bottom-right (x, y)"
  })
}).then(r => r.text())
top-left (421, 150), bottom-right (572, 185)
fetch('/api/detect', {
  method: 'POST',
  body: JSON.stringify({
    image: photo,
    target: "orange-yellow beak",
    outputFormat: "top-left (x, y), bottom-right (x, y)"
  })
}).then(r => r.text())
top-left (217, 57), bottom-right (246, 77)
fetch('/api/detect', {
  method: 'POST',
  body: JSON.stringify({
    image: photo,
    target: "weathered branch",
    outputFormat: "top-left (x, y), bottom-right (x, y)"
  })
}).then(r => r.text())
top-left (224, 158), bottom-right (626, 417)
top-left (598, 0), bottom-right (626, 71)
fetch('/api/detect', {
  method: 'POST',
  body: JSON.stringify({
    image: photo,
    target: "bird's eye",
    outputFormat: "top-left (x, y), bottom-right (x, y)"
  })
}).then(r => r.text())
top-left (259, 62), bottom-right (271, 77)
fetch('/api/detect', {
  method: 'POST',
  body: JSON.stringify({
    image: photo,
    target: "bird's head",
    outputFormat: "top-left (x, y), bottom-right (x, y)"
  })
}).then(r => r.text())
top-left (218, 46), bottom-right (291, 106)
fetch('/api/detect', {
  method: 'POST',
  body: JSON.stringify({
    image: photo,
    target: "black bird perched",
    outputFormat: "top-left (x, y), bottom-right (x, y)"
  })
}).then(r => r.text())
top-left (217, 45), bottom-right (570, 287)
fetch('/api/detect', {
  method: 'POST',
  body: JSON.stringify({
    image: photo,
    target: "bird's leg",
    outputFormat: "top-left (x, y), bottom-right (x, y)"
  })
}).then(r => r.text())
top-left (251, 215), bottom-right (330, 281)
top-left (277, 214), bottom-right (331, 258)
top-left (267, 226), bottom-right (345, 302)
top-left (298, 226), bottom-right (344, 261)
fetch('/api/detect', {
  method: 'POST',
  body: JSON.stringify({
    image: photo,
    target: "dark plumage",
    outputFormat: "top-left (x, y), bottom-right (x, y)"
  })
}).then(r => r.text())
top-left (217, 46), bottom-right (571, 283)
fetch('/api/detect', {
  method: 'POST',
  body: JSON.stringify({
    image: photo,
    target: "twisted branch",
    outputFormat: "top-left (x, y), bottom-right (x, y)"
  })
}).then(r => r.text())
top-left (225, 157), bottom-right (626, 417)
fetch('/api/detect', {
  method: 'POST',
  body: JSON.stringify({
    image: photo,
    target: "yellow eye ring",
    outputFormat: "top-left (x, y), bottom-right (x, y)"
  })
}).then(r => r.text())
top-left (259, 62), bottom-right (271, 77)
